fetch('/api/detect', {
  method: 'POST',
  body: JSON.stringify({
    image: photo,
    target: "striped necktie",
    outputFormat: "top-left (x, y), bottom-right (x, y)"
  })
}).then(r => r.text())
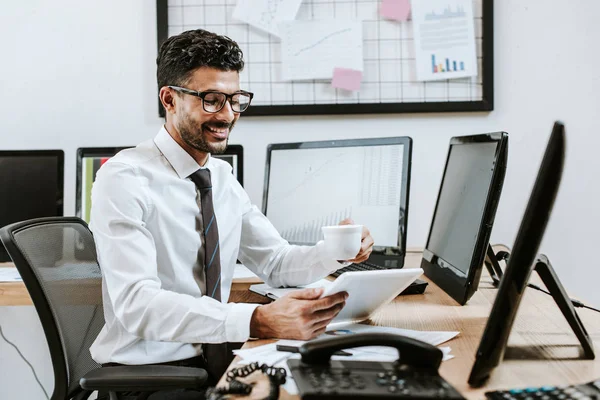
top-left (190, 168), bottom-right (221, 301)
top-left (190, 168), bottom-right (229, 379)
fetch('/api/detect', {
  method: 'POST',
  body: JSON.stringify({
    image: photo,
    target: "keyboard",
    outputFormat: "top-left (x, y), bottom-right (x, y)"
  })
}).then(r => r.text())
top-left (331, 261), bottom-right (391, 277)
top-left (331, 261), bottom-right (428, 295)
top-left (485, 379), bottom-right (600, 400)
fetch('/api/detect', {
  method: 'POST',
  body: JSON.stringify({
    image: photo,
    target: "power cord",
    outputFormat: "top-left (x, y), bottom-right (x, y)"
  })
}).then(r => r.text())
top-left (525, 283), bottom-right (600, 313)
top-left (491, 249), bottom-right (600, 314)
top-left (0, 323), bottom-right (50, 400)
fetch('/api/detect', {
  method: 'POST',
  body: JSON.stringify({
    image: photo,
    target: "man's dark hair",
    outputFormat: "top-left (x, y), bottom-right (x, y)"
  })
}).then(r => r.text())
top-left (157, 29), bottom-right (244, 91)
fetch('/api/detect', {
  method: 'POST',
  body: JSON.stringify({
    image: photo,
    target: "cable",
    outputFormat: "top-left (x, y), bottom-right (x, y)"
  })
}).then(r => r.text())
top-left (0, 323), bottom-right (50, 400)
top-left (526, 283), bottom-right (600, 313)
top-left (490, 248), bottom-right (600, 314)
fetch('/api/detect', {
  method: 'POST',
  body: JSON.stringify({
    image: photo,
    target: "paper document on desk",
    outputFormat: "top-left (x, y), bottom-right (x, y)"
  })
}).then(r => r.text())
top-left (234, 323), bottom-right (459, 395)
top-left (249, 279), bottom-right (331, 300)
top-left (233, 264), bottom-right (259, 280)
top-left (332, 323), bottom-right (459, 346)
top-left (0, 267), bottom-right (22, 282)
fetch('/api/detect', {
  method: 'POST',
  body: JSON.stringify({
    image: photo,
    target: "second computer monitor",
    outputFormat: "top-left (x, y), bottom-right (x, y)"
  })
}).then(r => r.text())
top-left (0, 150), bottom-right (64, 262)
top-left (421, 132), bottom-right (508, 305)
top-left (263, 137), bottom-right (412, 268)
top-left (76, 145), bottom-right (244, 223)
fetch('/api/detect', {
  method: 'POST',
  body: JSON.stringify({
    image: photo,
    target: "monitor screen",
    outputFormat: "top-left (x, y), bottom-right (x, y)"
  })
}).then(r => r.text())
top-left (76, 147), bottom-right (130, 223)
top-left (0, 150), bottom-right (64, 262)
top-left (427, 141), bottom-right (498, 277)
top-left (76, 145), bottom-right (244, 223)
top-left (467, 122), bottom-right (595, 386)
top-left (263, 137), bottom-right (411, 253)
top-left (421, 132), bottom-right (508, 305)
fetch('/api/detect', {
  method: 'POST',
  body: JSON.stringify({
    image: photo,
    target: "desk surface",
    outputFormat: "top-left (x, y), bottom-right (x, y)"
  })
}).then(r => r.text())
top-left (220, 249), bottom-right (600, 400)
top-left (0, 263), bottom-right (266, 306)
top-left (3, 251), bottom-right (600, 399)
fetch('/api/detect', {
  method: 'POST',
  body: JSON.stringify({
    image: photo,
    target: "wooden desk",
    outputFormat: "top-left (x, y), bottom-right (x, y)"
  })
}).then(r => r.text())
top-left (0, 263), bottom-right (265, 305)
top-left (220, 249), bottom-right (600, 399)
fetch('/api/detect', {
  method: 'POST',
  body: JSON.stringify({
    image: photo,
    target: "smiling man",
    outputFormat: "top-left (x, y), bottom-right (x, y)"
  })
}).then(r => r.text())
top-left (88, 29), bottom-right (374, 396)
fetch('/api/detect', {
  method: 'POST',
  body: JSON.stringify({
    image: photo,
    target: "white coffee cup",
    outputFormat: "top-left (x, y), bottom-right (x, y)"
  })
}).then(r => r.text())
top-left (321, 224), bottom-right (363, 260)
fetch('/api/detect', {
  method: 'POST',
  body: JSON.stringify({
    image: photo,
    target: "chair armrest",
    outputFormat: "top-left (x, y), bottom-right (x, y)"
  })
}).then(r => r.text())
top-left (80, 365), bottom-right (208, 392)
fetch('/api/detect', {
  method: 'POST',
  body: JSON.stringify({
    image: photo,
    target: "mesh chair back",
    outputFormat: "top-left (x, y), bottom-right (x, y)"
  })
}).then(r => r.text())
top-left (0, 217), bottom-right (104, 400)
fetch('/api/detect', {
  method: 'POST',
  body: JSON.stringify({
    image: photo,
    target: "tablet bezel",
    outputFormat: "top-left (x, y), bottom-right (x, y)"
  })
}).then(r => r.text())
top-left (322, 269), bottom-right (423, 327)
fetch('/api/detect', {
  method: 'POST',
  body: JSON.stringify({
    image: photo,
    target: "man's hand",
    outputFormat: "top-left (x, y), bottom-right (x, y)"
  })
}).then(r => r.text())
top-left (339, 218), bottom-right (374, 263)
top-left (250, 288), bottom-right (347, 340)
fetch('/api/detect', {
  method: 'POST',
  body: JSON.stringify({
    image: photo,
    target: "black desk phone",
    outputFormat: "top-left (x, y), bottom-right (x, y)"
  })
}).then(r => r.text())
top-left (287, 333), bottom-right (464, 399)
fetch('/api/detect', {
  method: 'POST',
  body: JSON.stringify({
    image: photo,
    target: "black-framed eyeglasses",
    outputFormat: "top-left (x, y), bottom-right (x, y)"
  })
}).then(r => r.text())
top-left (168, 86), bottom-right (254, 113)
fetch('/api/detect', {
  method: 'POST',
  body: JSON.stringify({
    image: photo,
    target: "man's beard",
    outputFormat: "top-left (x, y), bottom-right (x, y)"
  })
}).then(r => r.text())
top-left (177, 115), bottom-right (234, 155)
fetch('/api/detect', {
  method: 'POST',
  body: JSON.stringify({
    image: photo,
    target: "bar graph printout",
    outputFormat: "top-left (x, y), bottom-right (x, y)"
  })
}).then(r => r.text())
top-left (411, 0), bottom-right (477, 81)
top-left (280, 20), bottom-right (363, 81)
top-left (265, 145), bottom-right (404, 247)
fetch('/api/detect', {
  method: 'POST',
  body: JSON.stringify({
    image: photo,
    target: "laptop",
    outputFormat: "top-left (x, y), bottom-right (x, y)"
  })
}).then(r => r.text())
top-left (262, 137), bottom-right (412, 272)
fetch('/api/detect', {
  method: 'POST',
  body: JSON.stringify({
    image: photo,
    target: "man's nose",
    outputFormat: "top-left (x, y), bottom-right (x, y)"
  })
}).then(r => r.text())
top-left (216, 100), bottom-right (235, 121)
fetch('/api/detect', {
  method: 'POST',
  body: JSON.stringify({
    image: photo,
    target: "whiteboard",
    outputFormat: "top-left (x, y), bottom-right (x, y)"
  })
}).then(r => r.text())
top-left (158, 0), bottom-right (493, 116)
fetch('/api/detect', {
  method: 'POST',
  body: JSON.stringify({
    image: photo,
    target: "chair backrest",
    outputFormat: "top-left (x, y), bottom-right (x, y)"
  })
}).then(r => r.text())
top-left (0, 217), bottom-right (104, 400)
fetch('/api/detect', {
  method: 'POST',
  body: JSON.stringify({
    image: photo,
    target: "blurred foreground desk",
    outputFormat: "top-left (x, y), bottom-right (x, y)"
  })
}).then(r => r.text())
top-left (220, 248), bottom-right (600, 399)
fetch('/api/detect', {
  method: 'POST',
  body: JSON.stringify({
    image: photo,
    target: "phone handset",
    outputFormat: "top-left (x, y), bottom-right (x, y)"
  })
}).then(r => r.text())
top-left (298, 332), bottom-right (443, 370)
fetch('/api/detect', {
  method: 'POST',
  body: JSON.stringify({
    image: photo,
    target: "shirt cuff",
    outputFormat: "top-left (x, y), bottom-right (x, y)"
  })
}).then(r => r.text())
top-left (225, 303), bottom-right (260, 343)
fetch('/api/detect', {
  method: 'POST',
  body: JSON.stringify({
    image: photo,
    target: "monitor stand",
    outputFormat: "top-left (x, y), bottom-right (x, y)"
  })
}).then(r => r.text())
top-left (534, 254), bottom-right (595, 359)
top-left (485, 245), bottom-right (595, 360)
top-left (484, 244), bottom-right (508, 287)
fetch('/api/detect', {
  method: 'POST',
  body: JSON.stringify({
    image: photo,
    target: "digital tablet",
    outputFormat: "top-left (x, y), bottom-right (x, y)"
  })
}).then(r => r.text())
top-left (321, 268), bottom-right (424, 328)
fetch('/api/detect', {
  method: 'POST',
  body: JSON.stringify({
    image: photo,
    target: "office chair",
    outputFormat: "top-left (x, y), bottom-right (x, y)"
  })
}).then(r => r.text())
top-left (0, 217), bottom-right (208, 400)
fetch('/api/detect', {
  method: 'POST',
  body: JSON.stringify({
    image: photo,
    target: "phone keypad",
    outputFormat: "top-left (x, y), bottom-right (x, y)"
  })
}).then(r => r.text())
top-left (486, 380), bottom-right (600, 400)
top-left (291, 364), bottom-right (464, 398)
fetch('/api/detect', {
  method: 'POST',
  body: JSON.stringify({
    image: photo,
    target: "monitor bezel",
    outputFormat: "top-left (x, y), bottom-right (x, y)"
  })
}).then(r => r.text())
top-left (0, 150), bottom-right (64, 263)
top-left (75, 147), bottom-right (131, 220)
top-left (468, 123), bottom-right (566, 387)
top-left (214, 144), bottom-right (244, 187)
top-left (421, 132), bottom-right (508, 305)
top-left (262, 136), bottom-right (412, 262)
top-left (75, 145), bottom-right (245, 219)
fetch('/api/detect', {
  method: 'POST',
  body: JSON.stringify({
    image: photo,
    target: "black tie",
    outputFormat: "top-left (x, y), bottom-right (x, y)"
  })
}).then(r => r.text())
top-left (190, 168), bottom-right (229, 379)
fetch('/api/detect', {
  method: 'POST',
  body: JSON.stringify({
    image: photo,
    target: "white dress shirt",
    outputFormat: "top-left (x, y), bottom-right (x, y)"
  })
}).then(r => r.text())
top-left (89, 127), bottom-right (342, 365)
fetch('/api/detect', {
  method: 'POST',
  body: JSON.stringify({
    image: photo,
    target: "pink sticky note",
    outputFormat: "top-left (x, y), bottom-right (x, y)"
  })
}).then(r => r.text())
top-left (331, 68), bottom-right (362, 91)
top-left (380, 0), bottom-right (411, 21)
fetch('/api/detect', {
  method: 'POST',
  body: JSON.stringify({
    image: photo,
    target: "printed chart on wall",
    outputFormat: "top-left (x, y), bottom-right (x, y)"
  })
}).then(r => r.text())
top-left (159, 0), bottom-right (493, 116)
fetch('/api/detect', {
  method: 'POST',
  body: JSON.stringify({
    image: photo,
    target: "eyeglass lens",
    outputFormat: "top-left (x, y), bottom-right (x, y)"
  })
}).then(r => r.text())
top-left (203, 92), bottom-right (251, 112)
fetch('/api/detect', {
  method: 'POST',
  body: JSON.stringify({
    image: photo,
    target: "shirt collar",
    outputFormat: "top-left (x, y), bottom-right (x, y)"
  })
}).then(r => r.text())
top-left (154, 126), bottom-right (211, 179)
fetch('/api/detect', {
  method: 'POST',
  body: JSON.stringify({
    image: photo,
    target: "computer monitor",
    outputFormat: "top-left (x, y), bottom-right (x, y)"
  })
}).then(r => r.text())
top-left (76, 145), bottom-right (245, 223)
top-left (0, 150), bottom-right (64, 262)
top-left (420, 132), bottom-right (508, 305)
top-left (76, 147), bottom-right (130, 223)
top-left (468, 122), bottom-right (595, 387)
top-left (262, 137), bottom-right (412, 268)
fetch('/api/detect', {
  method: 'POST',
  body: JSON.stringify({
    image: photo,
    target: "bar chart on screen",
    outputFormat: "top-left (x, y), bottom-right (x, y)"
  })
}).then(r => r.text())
top-left (280, 208), bottom-right (354, 244)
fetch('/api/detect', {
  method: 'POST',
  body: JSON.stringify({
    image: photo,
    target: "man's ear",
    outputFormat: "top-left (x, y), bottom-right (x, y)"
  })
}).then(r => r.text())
top-left (159, 86), bottom-right (176, 115)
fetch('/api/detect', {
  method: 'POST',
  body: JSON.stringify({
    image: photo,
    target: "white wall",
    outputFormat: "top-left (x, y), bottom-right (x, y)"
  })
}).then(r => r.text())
top-left (1, 0), bottom-right (599, 398)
